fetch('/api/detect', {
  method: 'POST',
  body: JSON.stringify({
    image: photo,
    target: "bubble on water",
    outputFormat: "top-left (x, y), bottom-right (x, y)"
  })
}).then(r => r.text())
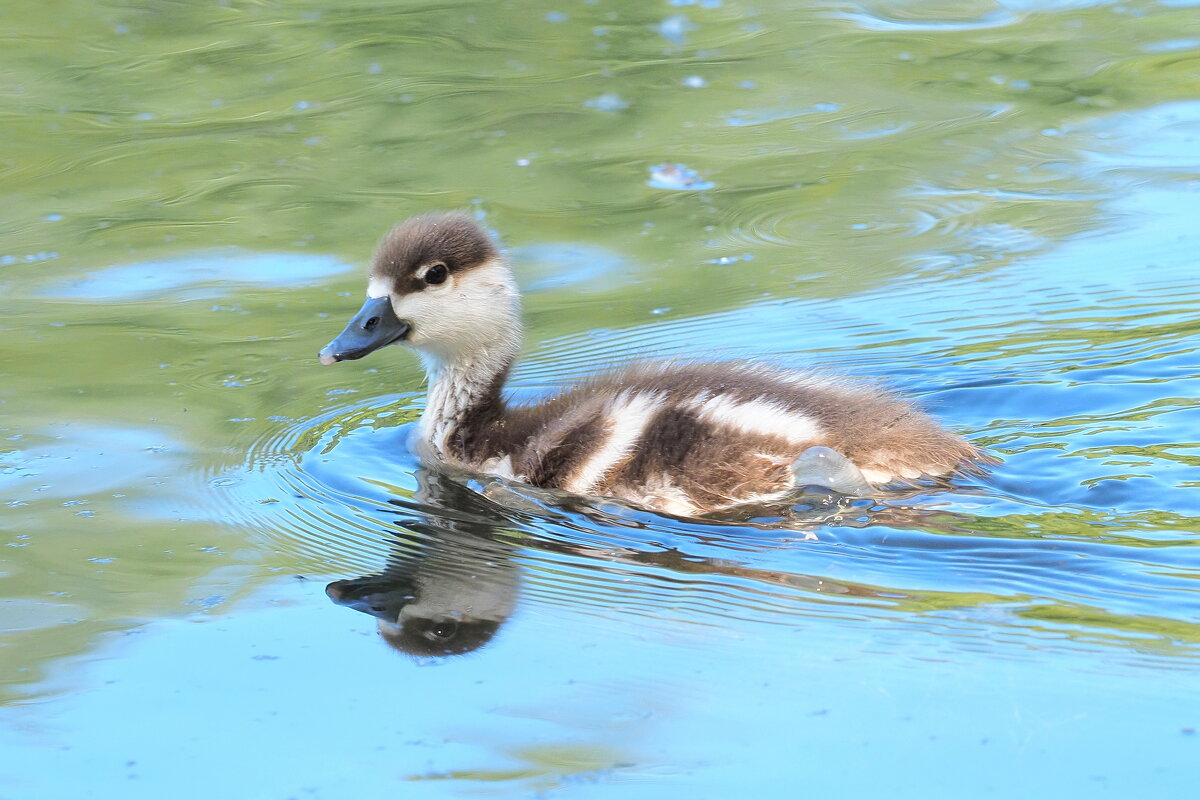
top-left (583, 93), bottom-right (629, 112)
top-left (657, 15), bottom-right (694, 45)
top-left (707, 254), bottom-right (755, 265)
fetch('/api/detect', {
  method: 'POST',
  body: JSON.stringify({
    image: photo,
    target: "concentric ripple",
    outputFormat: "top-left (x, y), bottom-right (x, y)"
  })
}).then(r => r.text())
top-left (204, 312), bottom-right (1200, 667)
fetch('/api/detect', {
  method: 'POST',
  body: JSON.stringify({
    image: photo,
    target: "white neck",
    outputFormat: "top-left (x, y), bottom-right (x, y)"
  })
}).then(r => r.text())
top-left (392, 255), bottom-right (523, 457)
top-left (419, 357), bottom-right (490, 453)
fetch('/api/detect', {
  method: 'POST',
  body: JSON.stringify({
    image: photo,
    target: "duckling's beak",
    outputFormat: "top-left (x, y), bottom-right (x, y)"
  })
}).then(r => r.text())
top-left (318, 296), bottom-right (410, 365)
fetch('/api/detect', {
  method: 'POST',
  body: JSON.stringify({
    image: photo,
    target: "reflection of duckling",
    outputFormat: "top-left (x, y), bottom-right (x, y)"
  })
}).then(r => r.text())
top-left (326, 472), bottom-right (520, 657)
top-left (320, 213), bottom-right (994, 516)
top-left (325, 466), bottom-right (960, 656)
top-left (326, 561), bottom-right (513, 657)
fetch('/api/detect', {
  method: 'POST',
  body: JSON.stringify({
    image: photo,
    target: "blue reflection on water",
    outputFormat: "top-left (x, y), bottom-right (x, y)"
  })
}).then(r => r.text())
top-left (32, 251), bottom-right (349, 300)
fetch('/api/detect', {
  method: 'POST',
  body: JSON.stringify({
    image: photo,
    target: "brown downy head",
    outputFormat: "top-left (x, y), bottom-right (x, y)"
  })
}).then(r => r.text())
top-left (319, 213), bottom-right (522, 370)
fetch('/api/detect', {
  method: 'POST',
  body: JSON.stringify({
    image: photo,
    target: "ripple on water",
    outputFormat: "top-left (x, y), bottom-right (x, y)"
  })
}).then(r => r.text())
top-left (833, 5), bottom-right (1023, 32)
top-left (724, 102), bottom-right (842, 128)
top-left (206, 399), bottom-right (427, 574)
top-left (213, 349), bottom-right (1200, 666)
top-left (1080, 101), bottom-right (1200, 172)
top-left (193, 177), bottom-right (1200, 662)
top-left (0, 425), bottom-right (188, 517)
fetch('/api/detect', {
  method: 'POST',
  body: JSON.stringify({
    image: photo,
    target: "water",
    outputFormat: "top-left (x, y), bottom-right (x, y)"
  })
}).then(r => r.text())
top-left (2, 0), bottom-right (1199, 795)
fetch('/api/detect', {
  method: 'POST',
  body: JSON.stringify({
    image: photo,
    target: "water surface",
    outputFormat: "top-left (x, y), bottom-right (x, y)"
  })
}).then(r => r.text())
top-left (2, 0), bottom-right (1199, 796)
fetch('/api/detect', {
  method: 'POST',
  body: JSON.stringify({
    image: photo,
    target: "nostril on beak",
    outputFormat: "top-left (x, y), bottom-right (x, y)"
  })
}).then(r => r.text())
top-left (363, 316), bottom-right (380, 331)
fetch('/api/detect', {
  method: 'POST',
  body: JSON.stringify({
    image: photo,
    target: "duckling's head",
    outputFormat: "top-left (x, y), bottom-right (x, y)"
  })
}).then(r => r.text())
top-left (319, 213), bottom-right (521, 372)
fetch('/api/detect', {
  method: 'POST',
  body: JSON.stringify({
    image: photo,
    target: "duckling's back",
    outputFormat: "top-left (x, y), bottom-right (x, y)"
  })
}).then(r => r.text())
top-left (457, 362), bottom-right (989, 516)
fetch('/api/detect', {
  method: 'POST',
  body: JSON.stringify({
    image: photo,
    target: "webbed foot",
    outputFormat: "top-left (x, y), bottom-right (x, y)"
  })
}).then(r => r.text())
top-left (791, 446), bottom-right (874, 496)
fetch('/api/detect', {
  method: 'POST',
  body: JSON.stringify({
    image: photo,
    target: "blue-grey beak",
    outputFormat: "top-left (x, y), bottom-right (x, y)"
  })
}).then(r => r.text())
top-left (319, 296), bottom-right (410, 365)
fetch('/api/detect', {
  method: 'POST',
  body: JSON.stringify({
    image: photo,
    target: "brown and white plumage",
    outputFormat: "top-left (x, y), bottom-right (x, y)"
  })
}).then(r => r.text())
top-left (319, 213), bottom-right (993, 516)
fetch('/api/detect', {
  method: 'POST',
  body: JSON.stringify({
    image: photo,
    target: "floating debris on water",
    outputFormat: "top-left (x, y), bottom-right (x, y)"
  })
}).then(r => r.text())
top-left (647, 163), bottom-right (715, 191)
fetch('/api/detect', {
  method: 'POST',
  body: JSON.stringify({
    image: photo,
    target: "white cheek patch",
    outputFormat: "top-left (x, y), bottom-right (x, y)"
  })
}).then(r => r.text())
top-left (453, 258), bottom-right (519, 308)
top-left (389, 291), bottom-right (442, 331)
top-left (690, 394), bottom-right (823, 445)
top-left (385, 261), bottom-right (517, 359)
top-left (367, 276), bottom-right (391, 299)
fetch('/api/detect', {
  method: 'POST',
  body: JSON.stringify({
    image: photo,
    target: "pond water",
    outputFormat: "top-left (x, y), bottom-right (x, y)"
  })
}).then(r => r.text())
top-left (2, 0), bottom-right (1199, 795)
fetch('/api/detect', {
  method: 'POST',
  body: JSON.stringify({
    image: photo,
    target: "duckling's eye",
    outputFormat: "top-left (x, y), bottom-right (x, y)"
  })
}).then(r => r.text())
top-left (424, 263), bottom-right (448, 286)
top-left (424, 620), bottom-right (458, 641)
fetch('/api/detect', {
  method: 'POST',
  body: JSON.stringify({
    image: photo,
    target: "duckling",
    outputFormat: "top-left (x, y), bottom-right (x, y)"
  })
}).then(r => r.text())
top-left (319, 213), bottom-right (993, 516)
